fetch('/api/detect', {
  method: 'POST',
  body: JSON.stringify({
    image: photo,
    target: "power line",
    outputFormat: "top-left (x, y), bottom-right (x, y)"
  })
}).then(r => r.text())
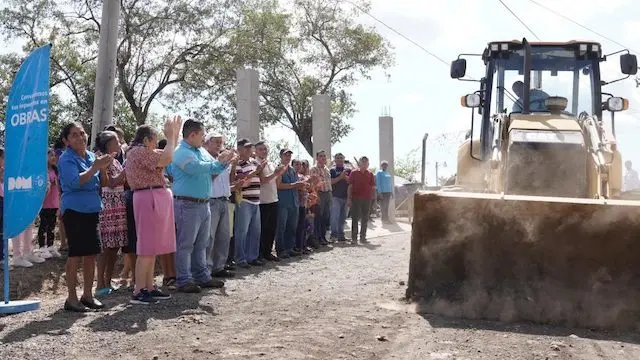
top-left (340, 0), bottom-right (449, 66)
top-left (527, 0), bottom-right (640, 55)
top-left (497, 0), bottom-right (540, 40)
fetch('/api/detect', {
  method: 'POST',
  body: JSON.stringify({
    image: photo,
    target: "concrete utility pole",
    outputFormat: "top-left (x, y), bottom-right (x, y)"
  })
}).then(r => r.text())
top-left (91, 0), bottom-right (120, 144)
top-left (378, 114), bottom-right (396, 221)
top-left (312, 94), bottom-right (331, 159)
top-left (236, 68), bottom-right (260, 143)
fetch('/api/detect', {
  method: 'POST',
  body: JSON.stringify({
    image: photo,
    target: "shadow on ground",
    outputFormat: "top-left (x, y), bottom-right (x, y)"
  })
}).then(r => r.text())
top-left (85, 290), bottom-right (215, 335)
top-left (419, 312), bottom-right (640, 345)
top-left (1, 309), bottom-right (87, 344)
top-left (0, 289), bottom-right (218, 342)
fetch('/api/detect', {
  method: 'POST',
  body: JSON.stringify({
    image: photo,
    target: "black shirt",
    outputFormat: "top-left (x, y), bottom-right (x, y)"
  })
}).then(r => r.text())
top-left (330, 166), bottom-right (350, 199)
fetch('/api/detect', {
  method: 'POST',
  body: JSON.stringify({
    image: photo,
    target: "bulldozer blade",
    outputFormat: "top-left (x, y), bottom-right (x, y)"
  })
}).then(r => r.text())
top-left (407, 191), bottom-right (640, 330)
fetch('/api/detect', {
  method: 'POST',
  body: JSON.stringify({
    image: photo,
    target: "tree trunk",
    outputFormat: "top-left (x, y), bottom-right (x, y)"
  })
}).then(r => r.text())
top-left (134, 108), bottom-right (146, 125)
top-left (296, 116), bottom-right (313, 157)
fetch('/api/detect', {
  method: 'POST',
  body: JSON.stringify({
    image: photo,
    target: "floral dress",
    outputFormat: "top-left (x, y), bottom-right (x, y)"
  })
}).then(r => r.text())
top-left (99, 159), bottom-right (128, 249)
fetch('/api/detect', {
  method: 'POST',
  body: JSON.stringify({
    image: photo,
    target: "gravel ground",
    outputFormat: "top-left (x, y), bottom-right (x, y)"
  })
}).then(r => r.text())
top-left (2, 232), bottom-right (640, 360)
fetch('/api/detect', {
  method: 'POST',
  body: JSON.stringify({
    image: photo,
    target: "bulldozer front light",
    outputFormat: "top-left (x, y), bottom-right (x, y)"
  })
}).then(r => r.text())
top-left (606, 97), bottom-right (629, 112)
top-left (461, 94), bottom-right (481, 108)
top-left (591, 44), bottom-right (599, 53)
top-left (510, 130), bottom-right (584, 145)
top-left (579, 44), bottom-right (588, 53)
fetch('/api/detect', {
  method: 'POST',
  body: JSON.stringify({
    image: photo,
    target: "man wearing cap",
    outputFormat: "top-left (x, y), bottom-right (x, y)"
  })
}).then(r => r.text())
top-left (203, 133), bottom-right (237, 278)
top-left (169, 119), bottom-right (235, 293)
top-left (310, 150), bottom-right (332, 245)
top-left (232, 138), bottom-right (268, 268)
top-left (275, 148), bottom-right (306, 258)
top-left (254, 141), bottom-right (287, 261)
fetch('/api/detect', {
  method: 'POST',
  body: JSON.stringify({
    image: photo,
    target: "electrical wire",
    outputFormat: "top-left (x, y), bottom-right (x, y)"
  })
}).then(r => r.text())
top-left (340, 0), bottom-right (449, 66)
top-left (497, 0), bottom-right (540, 40)
top-left (527, 0), bottom-right (640, 55)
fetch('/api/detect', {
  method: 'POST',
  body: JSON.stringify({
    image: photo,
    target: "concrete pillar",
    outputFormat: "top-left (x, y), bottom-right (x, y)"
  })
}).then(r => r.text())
top-left (236, 68), bottom-right (260, 143)
top-left (312, 94), bottom-right (331, 159)
top-left (379, 116), bottom-right (396, 221)
top-left (91, 0), bottom-right (120, 143)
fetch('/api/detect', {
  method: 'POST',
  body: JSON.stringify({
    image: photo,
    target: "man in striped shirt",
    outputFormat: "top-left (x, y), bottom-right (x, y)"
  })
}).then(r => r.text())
top-left (310, 150), bottom-right (332, 245)
top-left (232, 138), bottom-right (267, 268)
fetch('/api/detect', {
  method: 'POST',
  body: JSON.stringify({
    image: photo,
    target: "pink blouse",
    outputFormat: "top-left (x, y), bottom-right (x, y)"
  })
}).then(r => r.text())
top-left (124, 146), bottom-right (165, 190)
top-left (42, 169), bottom-right (60, 209)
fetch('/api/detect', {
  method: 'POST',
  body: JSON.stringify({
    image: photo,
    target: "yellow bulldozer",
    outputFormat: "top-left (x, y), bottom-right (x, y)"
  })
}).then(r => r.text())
top-left (407, 39), bottom-right (640, 329)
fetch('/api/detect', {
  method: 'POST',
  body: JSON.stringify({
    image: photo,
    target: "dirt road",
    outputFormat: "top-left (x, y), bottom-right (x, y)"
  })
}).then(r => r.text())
top-left (1, 232), bottom-right (640, 359)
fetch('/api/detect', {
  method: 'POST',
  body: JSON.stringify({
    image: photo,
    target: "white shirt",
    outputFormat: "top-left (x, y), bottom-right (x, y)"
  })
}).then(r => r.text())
top-left (624, 168), bottom-right (640, 191)
top-left (211, 165), bottom-right (231, 198)
top-left (259, 160), bottom-right (278, 204)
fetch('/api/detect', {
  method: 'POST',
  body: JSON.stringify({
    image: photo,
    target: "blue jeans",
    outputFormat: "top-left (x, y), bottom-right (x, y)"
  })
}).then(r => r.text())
top-left (314, 191), bottom-right (332, 241)
top-left (234, 201), bottom-right (261, 265)
top-left (207, 198), bottom-right (231, 273)
top-left (295, 207), bottom-right (307, 249)
top-left (276, 204), bottom-right (299, 255)
top-left (174, 199), bottom-right (212, 287)
top-left (330, 196), bottom-right (347, 237)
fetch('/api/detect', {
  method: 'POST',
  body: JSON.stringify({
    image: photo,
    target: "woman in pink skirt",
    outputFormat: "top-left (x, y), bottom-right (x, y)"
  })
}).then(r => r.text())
top-left (124, 116), bottom-right (182, 304)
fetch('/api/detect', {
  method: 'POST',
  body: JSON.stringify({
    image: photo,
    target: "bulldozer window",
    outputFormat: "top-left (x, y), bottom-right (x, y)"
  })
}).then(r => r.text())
top-left (489, 47), bottom-right (597, 116)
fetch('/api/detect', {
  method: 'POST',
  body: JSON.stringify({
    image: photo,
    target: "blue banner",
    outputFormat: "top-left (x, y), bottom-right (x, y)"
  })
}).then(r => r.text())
top-left (3, 44), bottom-right (51, 239)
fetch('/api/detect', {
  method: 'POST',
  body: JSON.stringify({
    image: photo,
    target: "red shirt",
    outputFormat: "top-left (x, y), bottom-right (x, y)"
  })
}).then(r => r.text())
top-left (349, 169), bottom-right (375, 200)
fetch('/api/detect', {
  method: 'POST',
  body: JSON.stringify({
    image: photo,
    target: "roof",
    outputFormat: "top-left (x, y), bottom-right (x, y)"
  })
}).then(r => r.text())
top-left (489, 40), bottom-right (602, 47)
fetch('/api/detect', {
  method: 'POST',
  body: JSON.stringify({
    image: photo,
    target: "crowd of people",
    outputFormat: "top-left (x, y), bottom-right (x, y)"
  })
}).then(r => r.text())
top-left (0, 116), bottom-right (396, 312)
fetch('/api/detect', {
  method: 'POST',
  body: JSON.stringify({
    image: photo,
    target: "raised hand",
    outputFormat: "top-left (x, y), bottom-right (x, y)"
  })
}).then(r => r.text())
top-left (172, 115), bottom-right (182, 142)
top-left (94, 154), bottom-right (113, 170)
top-left (257, 159), bottom-right (268, 171)
top-left (163, 115), bottom-right (182, 142)
top-left (218, 149), bottom-right (234, 163)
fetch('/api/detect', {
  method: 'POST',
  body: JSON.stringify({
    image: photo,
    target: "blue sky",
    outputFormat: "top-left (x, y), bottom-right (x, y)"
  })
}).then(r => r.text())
top-left (3, 0), bottom-right (640, 184)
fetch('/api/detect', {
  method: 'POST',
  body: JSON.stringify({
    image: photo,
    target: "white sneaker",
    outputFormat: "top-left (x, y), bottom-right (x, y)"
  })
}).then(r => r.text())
top-left (12, 256), bottom-right (33, 267)
top-left (25, 253), bottom-right (45, 264)
top-left (38, 247), bottom-right (53, 259)
top-left (48, 247), bottom-right (62, 258)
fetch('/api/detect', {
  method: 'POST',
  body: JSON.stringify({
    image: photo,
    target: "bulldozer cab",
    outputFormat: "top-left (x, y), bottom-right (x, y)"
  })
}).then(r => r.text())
top-left (449, 39), bottom-right (638, 198)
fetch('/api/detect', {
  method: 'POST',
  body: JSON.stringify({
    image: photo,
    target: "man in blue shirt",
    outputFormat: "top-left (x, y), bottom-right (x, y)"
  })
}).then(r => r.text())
top-left (375, 161), bottom-right (394, 222)
top-left (168, 119), bottom-right (234, 293)
top-left (329, 153), bottom-right (350, 242)
top-left (511, 80), bottom-right (550, 112)
top-left (275, 149), bottom-right (305, 258)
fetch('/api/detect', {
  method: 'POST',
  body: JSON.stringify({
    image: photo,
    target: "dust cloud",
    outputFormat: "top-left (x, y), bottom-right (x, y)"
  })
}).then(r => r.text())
top-left (406, 191), bottom-right (640, 330)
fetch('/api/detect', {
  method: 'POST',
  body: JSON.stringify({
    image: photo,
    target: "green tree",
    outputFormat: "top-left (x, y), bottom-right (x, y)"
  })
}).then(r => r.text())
top-left (171, 0), bottom-right (394, 156)
top-left (0, 0), bottom-right (244, 130)
top-left (395, 148), bottom-right (420, 182)
top-left (0, 0), bottom-right (393, 152)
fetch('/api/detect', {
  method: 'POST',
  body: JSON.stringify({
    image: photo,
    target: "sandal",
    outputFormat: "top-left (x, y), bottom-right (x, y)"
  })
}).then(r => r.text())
top-left (95, 287), bottom-right (113, 296)
top-left (64, 300), bottom-right (89, 313)
top-left (80, 296), bottom-right (105, 310)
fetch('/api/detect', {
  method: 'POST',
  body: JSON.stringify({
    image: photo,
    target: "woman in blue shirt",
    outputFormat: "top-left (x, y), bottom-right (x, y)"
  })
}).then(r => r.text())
top-left (58, 122), bottom-right (112, 312)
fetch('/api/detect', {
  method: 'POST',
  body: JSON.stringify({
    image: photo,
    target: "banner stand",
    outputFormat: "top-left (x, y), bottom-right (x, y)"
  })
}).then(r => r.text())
top-left (0, 44), bottom-right (52, 314)
top-left (1, 236), bottom-right (40, 314)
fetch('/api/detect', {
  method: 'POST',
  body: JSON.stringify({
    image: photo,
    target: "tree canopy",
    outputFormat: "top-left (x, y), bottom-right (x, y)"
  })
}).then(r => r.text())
top-left (0, 0), bottom-right (393, 153)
